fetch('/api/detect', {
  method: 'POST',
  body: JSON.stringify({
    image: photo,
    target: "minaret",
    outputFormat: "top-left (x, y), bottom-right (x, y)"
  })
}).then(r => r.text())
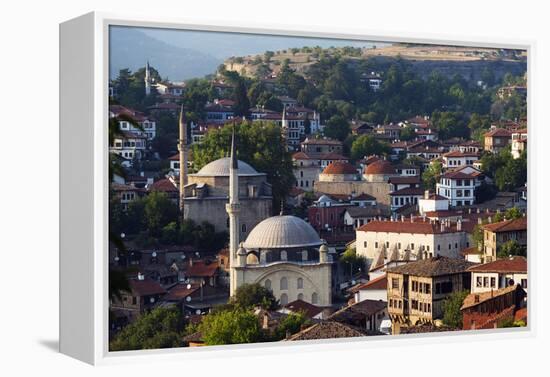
top-left (281, 107), bottom-right (289, 150)
top-left (178, 105), bottom-right (188, 213)
top-left (144, 61), bottom-right (151, 96)
top-left (226, 124), bottom-right (241, 296)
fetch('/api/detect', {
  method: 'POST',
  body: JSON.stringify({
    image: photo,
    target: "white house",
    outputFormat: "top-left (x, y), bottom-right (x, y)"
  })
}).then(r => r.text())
top-left (350, 274), bottom-right (387, 303)
top-left (511, 129), bottom-right (527, 159)
top-left (356, 218), bottom-right (471, 266)
top-left (467, 256), bottom-right (527, 294)
top-left (110, 131), bottom-right (147, 161)
top-left (110, 105), bottom-right (157, 140)
top-left (442, 151), bottom-right (480, 169)
top-left (418, 191), bottom-right (450, 215)
top-left (436, 166), bottom-right (484, 207)
top-left (389, 187), bottom-right (424, 212)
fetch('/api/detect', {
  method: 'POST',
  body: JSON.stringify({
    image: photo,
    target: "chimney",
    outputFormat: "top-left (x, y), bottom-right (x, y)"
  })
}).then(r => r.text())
top-left (488, 216), bottom-right (492, 223)
top-left (478, 217), bottom-right (482, 225)
top-left (137, 272), bottom-right (145, 281)
top-left (477, 208), bottom-right (480, 214)
top-left (401, 215), bottom-right (405, 222)
top-left (410, 216), bottom-right (414, 223)
top-left (440, 222), bottom-right (445, 232)
top-left (457, 218), bottom-right (462, 231)
top-left (424, 190), bottom-right (430, 200)
top-left (189, 257), bottom-right (193, 267)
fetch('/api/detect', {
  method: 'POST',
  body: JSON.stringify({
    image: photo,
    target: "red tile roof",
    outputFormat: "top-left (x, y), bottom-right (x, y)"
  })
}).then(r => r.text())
top-left (485, 128), bottom-right (512, 137)
top-left (284, 299), bottom-right (324, 319)
top-left (482, 217), bottom-right (527, 233)
top-left (467, 256), bottom-right (527, 273)
top-left (443, 150), bottom-right (480, 158)
top-left (389, 187), bottom-right (424, 196)
top-left (302, 138), bottom-right (342, 146)
top-left (350, 274), bottom-right (387, 292)
top-left (129, 278), bottom-right (166, 296)
top-left (186, 260), bottom-right (219, 277)
top-left (164, 283), bottom-right (201, 301)
top-left (150, 178), bottom-right (178, 192)
top-left (461, 284), bottom-right (523, 310)
top-left (357, 219), bottom-right (463, 235)
top-left (388, 176), bottom-right (421, 185)
top-left (292, 151), bottom-right (312, 160)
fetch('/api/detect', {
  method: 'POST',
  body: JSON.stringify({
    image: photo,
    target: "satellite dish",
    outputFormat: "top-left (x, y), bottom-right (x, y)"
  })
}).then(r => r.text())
top-left (351, 280), bottom-right (356, 285)
top-left (150, 297), bottom-right (155, 303)
top-left (120, 233), bottom-right (125, 239)
top-left (185, 279), bottom-right (190, 283)
top-left (152, 251), bottom-right (157, 257)
top-left (114, 256), bottom-right (119, 262)
top-left (186, 284), bottom-right (191, 289)
top-left (196, 309), bottom-right (201, 315)
top-left (181, 255), bottom-right (186, 259)
top-left (186, 296), bottom-right (192, 302)
top-left (195, 252), bottom-right (200, 257)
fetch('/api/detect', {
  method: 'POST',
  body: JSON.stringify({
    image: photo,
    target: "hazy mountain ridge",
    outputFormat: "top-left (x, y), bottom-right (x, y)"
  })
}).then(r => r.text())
top-left (109, 28), bottom-right (222, 81)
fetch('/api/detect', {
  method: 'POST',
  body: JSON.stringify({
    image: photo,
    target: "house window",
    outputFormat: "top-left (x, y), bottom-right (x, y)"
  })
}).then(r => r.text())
top-left (392, 278), bottom-right (399, 289)
top-left (297, 278), bottom-right (304, 289)
top-left (364, 241), bottom-right (367, 248)
top-left (521, 279), bottom-right (528, 288)
top-left (490, 277), bottom-right (496, 288)
top-left (280, 277), bottom-right (288, 290)
top-left (483, 277), bottom-right (489, 287)
top-left (241, 224), bottom-right (247, 233)
top-left (132, 296), bottom-right (137, 305)
top-left (312, 292), bottom-right (318, 304)
top-left (375, 242), bottom-right (379, 249)
top-left (298, 293), bottom-right (304, 301)
top-left (264, 279), bottom-right (272, 290)
top-left (425, 283), bottom-right (431, 294)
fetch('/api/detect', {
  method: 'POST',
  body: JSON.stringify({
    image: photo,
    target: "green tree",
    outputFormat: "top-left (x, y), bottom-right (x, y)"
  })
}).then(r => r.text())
top-left (143, 192), bottom-right (179, 237)
top-left (109, 307), bottom-right (185, 351)
top-left (273, 312), bottom-right (310, 340)
top-left (442, 290), bottom-right (469, 329)
top-left (505, 206), bottom-right (523, 220)
top-left (422, 161), bottom-right (442, 190)
top-left (198, 309), bottom-right (262, 345)
top-left (399, 126), bottom-right (416, 141)
top-left (350, 134), bottom-right (391, 160)
top-left (497, 240), bottom-right (526, 259)
top-left (324, 115), bottom-right (351, 141)
top-left (233, 79), bottom-right (251, 117)
top-left (339, 247), bottom-right (366, 279)
top-left (230, 283), bottom-right (279, 310)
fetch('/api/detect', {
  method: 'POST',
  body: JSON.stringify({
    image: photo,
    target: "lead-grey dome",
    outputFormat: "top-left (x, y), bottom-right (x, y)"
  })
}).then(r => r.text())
top-left (194, 157), bottom-right (261, 176)
top-left (243, 215), bottom-right (322, 249)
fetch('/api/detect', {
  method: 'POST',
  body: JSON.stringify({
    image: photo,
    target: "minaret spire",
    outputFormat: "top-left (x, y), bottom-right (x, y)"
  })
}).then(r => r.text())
top-left (178, 105), bottom-right (188, 213)
top-left (226, 122), bottom-right (241, 296)
top-left (144, 61), bottom-right (151, 96)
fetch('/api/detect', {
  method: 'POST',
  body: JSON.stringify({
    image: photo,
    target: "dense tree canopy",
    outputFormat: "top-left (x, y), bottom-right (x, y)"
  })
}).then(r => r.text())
top-left (198, 309), bottom-right (262, 345)
top-left (110, 307), bottom-right (185, 351)
top-left (442, 290), bottom-right (470, 329)
top-left (350, 134), bottom-right (391, 160)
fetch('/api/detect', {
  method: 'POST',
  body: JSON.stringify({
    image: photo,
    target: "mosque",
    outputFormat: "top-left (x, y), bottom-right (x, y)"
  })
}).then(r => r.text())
top-left (225, 128), bottom-right (333, 306)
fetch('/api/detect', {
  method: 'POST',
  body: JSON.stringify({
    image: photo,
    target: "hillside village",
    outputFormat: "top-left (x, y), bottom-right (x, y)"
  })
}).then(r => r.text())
top-left (107, 44), bottom-right (528, 350)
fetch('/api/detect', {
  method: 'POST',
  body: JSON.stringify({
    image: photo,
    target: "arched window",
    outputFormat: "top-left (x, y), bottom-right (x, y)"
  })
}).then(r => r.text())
top-left (280, 277), bottom-right (288, 290)
top-left (302, 250), bottom-right (308, 261)
top-left (241, 223), bottom-right (247, 233)
top-left (264, 279), bottom-right (271, 290)
top-left (311, 292), bottom-right (318, 304)
top-left (297, 293), bottom-right (304, 301)
top-left (280, 250), bottom-right (287, 261)
top-left (280, 293), bottom-right (288, 306)
top-left (297, 277), bottom-right (303, 289)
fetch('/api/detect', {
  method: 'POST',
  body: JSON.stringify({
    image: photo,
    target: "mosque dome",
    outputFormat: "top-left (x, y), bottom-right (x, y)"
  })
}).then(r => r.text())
top-left (364, 160), bottom-right (395, 175)
top-left (243, 215), bottom-right (322, 249)
top-left (195, 157), bottom-right (261, 176)
top-left (322, 161), bottom-right (357, 175)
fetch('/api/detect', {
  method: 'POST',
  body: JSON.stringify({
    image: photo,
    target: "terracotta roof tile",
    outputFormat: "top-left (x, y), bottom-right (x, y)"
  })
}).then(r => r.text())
top-left (467, 256), bottom-right (527, 273)
top-left (386, 256), bottom-right (476, 277)
top-left (482, 217), bottom-right (527, 233)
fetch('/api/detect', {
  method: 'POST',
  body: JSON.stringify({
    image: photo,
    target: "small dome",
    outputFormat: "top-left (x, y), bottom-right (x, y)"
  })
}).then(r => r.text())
top-left (243, 215), bottom-right (322, 249)
top-left (195, 157), bottom-right (260, 176)
top-left (322, 161), bottom-right (357, 175)
top-left (365, 160), bottom-right (395, 175)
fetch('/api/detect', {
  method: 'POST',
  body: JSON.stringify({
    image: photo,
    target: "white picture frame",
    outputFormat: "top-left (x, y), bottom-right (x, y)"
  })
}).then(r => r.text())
top-left (59, 11), bottom-right (535, 365)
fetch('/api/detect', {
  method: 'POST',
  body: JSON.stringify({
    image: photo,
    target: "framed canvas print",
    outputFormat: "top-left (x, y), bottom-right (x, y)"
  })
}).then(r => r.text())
top-left (60, 12), bottom-right (533, 365)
